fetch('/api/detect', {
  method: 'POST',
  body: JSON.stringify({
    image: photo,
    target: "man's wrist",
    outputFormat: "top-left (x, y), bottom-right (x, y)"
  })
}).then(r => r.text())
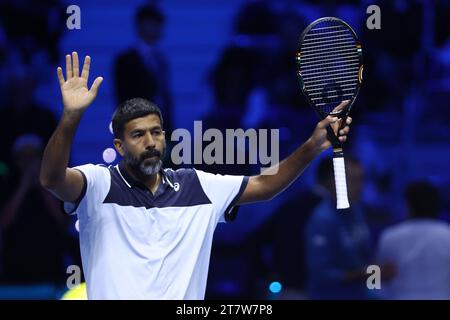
top-left (62, 108), bottom-right (85, 123)
top-left (303, 138), bottom-right (323, 157)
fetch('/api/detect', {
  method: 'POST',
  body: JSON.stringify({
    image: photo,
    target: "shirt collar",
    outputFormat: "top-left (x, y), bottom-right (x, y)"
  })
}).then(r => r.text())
top-left (116, 161), bottom-right (173, 190)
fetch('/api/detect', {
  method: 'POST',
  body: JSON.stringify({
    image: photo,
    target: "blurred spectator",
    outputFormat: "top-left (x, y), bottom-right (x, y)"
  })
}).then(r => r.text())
top-left (0, 134), bottom-right (72, 284)
top-left (376, 180), bottom-right (450, 300)
top-left (234, 0), bottom-right (278, 36)
top-left (0, 25), bottom-right (8, 98)
top-left (0, 0), bottom-right (65, 64)
top-left (210, 47), bottom-right (258, 116)
top-left (248, 186), bottom-right (322, 299)
top-left (360, 0), bottom-right (423, 113)
top-left (263, 10), bottom-right (304, 111)
top-left (305, 156), bottom-right (373, 299)
top-left (0, 66), bottom-right (57, 169)
top-left (197, 46), bottom-right (258, 176)
top-left (0, 6), bottom-right (59, 167)
top-left (114, 4), bottom-right (173, 132)
top-left (228, 1), bottom-right (310, 137)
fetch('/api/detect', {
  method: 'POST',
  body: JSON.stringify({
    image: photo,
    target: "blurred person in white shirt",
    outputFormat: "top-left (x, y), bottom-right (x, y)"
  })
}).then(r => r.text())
top-left (376, 180), bottom-right (450, 300)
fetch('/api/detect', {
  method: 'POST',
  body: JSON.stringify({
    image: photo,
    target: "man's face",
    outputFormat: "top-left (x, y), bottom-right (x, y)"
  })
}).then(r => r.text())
top-left (138, 19), bottom-right (163, 44)
top-left (118, 114), bottom-right (166, 177)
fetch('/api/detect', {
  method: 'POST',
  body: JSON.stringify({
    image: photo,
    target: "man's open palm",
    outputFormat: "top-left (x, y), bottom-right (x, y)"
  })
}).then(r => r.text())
top-left (57, 52), bottom-right (103, 111)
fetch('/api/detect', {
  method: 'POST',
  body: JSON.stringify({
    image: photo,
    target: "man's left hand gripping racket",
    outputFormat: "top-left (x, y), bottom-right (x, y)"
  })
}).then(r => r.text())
top-left (296, 17), bottom-right (363, 209)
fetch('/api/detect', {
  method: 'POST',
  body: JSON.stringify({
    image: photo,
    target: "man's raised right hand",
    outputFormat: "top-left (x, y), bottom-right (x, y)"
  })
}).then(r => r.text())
top-left (57, 51), bottom-right (103, 112)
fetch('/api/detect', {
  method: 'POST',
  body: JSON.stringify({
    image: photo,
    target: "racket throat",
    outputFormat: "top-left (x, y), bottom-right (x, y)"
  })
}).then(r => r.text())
top-left (333, 148), bottom-right (344, 158)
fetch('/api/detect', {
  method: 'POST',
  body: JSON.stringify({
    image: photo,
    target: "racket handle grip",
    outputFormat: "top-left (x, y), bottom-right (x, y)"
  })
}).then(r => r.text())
top-left (332, 152), bottom-right (350, 209)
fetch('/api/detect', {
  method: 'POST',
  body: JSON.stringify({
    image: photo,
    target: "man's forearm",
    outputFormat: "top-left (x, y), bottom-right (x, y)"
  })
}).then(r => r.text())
top-left (256, 138), bottom-right (321, 200)
top-left (238, 107), bottom-right (351, 205)
top-left (40, 110), bottom-right (83, 187)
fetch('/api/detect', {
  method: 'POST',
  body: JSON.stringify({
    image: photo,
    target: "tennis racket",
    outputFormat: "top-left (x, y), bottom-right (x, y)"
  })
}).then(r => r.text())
top-left (296, 17), bottom-right (363, 209)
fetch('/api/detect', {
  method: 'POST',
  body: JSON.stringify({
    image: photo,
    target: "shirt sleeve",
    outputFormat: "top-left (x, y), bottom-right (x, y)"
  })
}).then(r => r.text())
top-left (63, 164), bottom-right (111, 219)
top-left (194, 170), bottom-right (249, 223)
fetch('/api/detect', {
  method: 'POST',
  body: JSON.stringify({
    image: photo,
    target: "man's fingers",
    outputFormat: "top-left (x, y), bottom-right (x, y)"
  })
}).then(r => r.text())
top-left (331, 100), bottom-right (350, 114)
top-left (81, 56), bottom-right (91, 81)
top-left (318, 115), bottom-right (339, 129)
top-left (90, 76), bottom-right (104, 96)
top-left (66, 54), bottom-right (72, 79)
top-left (320, 100), bottom-right (351, 131)
top-left (72, 51), bottom-right (79, 77)
top-left (339, 126), bottom-right (350, 136)
top-left (57, 67), bottom-right (65, 86)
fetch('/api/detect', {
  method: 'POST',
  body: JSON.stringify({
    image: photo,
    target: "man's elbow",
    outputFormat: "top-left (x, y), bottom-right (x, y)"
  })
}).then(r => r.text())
top-left (39, 172), bottom-right (63, 190)
top-left (266, 192), bottom-right (278, 201)
top-left (40, 176), bottom-right (54, 189)
top-left (259, 190), bottom-right (278, 202)
top-left (253, 176), bottom-right (279, 202)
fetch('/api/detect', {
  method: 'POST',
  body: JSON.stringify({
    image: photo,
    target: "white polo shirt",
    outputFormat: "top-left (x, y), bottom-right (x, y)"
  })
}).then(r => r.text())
top-left (64, 162), bottom-right (248, 300)
top-left (377, 219), bottom-right (450, 299)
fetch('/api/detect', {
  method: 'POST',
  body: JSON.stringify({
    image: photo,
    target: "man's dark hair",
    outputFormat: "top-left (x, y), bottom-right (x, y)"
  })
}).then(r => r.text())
top-left (135, 4), bottom-right (164, 26)
top-left (112, 98), bottom-right (163, 139)
top-left (405, 180), bottom-right (440, 219)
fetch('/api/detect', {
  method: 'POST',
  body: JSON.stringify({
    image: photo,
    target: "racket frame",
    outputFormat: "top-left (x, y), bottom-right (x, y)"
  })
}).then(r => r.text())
top-left (296, 17), bottom-right (363, 209)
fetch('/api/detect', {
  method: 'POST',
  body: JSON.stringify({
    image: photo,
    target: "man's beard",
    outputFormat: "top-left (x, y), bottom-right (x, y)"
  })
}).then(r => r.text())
top-left (123, 146), bottom-right (165, 177)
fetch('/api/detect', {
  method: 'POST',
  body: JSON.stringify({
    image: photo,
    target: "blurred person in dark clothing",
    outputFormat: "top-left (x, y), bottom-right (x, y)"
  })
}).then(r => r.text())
top-left (197, 46), bottom-right (257, 176)
top-left (248, 187), bottom-right (321, 299)
top-left (264, 10), bottom-right (305, 111)
top-left (0, 19), bottom-right (58, 167)
top-left (0, 134), bottom-right (71, 284)
top-left (0, 69), bottom-right (57, 170)
top-left (234, 0), bottom-right (278, 36)
top-left (0, 0), bottom-right (65, 64)
top-left (305, 157), bottom-right (373, 299)
top-left (359, 0), bottom-right (423, 113)
top-left (114, 4), bottom-right (173, 133)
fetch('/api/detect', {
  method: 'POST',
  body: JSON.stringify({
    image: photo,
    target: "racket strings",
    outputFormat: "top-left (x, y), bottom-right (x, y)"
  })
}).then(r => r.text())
top-left (298, 21), bottom-right (360, 114)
